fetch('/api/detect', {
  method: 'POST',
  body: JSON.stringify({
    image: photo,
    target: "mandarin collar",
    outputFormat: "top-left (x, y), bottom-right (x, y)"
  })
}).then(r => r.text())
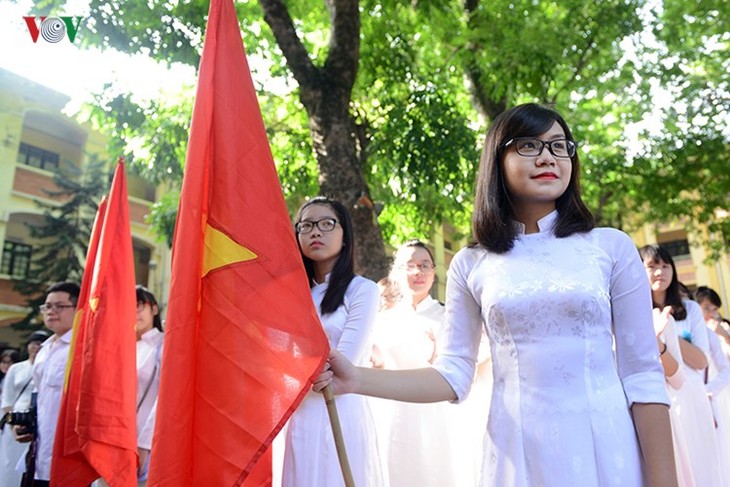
top-left (514, 210), bottom-right (558, 235)
top-left (393, 295), bottom-right (438, 313)
top-left (312, 272), bottom-right (331, 287)
top-left (415, 295), bottom-right (439, 313)
top-left (140, 327), bottom-right (162, 344)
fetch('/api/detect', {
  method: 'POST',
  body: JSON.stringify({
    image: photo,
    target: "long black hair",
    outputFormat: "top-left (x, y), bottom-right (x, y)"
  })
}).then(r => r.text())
top-left (294, 196), bottom-right (356, 315)
top-left (638, 245), bottom-right (688, 321)
top-left (136, 285), bottom-right (163, 331)
top-left (471, 103), bottom-right (594, 253)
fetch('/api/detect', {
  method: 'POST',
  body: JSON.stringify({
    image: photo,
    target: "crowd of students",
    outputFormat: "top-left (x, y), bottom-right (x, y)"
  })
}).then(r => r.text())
top-left (307, 104), bottom-right (716, 487)
top-left (0, 283), bottom-right (163, 487)
top-left (1, 103), bottom-right (729, 486)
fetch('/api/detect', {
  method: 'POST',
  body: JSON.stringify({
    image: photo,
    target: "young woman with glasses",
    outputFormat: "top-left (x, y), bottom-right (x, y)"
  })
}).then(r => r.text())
top-left (93, 286), bottom-right (164, 487)
top-left (281, 196), bottom-right (383, 486)
top-left (134, 285), bottom-right (164, 486)
top-left (370, 239), bottom-right (490, 486)
top-left (315, 104), bottom-right (677, 487)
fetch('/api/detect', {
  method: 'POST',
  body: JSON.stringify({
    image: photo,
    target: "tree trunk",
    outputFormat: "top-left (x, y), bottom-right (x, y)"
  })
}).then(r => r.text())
top-left (462, 0), bottom-right (506, 121)
top-left (307, 94), bottom-right (389, 280)
top-left (260, 0), bottom-right (389, 280)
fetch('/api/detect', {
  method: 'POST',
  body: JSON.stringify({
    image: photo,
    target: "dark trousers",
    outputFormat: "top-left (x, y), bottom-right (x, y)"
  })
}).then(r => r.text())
top-left (20, 474), bottom-right (48, 487)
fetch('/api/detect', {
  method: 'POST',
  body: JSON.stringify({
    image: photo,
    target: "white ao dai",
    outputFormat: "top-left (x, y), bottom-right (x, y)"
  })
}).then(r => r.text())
top-left (283, 275), bottom-right (384, 487)
top-left (433, 211), bottom-right (668, 487)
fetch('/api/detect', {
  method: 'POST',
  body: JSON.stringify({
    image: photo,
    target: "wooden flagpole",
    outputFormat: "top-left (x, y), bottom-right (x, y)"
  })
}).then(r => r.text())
top-left (323, 384), bottom-right (356, 487)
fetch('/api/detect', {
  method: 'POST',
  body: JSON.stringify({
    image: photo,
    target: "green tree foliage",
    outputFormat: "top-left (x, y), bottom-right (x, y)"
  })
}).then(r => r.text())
top-left (58, 0), bottom-right (481, 258)
top-left (12, 159), bottom-right (109, 330)
top-left (86, 90), bottom-right (190, 185)
top-left (37, 0), bottom-right (729, 264)
top-left (356, 1), bottom-right (480, 245)
top-left (417, 0), bottom-right (654, 230)
top-left (424, 0), bottom-right (729, 248)
top-left (628, 1), bottom-right (730, 255)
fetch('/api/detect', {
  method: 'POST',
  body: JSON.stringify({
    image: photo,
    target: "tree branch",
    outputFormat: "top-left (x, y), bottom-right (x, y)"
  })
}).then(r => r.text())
top-left (462, 0), bottom-right (506, 120)
top-left (464, 58), bottom-right (507, 120)
top-left (463, 0), bottom-right (478, 12)
top-left (351, 105), bottom-right (370, 168)
top-left (549, 29), bottom-right (597, 104)
top-left (323, 0), bottom-right (360, 91)
top-left (258, 0), bottom-right (319, 90)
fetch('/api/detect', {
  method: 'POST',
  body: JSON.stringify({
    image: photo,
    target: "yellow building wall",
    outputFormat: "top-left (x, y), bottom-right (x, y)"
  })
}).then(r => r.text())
top-left (0, 68), bottom-right (171, 347)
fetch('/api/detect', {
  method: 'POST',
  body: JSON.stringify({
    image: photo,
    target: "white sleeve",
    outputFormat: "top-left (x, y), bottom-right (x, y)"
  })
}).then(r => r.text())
top-left (138, 397), bottom-right (157, 450)
top-left (335, 278), bottom-right (380, 364)
top-left (661, 319), bottom-right (686, 390)
top-left (432, 249), bottom-right (484, 403)
top-left (686, 300), bottom-right (710, 358)
top-left (1, 364), bottom-right (19, 409)
top-left (606, 230), bottom-right (669, 406)
top-left (706, 329), bottom-right (730, 396)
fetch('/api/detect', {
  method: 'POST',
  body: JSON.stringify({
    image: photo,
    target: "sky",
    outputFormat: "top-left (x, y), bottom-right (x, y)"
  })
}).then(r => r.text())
top-left (0, 0), bottom-right (197, 115)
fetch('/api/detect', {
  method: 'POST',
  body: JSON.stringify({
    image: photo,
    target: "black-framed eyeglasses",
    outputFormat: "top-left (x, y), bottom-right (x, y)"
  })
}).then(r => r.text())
top-left (295, 218), bottom-right (339, 234)
top-left (39, 303), bottom-right (75, 313)
top-left (399, 263), bottom-right (435, 275)
top-left (503, 137), bottom-right (577, 158)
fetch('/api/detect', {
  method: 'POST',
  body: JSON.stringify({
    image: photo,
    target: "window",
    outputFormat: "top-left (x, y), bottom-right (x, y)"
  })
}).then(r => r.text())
top-left (661, 239), bottom-right (691, 258)
top-left (16, 142), bottom-right (60, 171)
top-left (133, 243), bottom-right (152, 286)
top-left (0, 241), bottom-right (32, 278)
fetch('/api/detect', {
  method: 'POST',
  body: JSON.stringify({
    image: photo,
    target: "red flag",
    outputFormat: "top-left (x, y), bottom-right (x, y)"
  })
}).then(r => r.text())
top-left (146, 0), bottom-right (330, 484)
top-left (51, 160), bottom-right (138, 486)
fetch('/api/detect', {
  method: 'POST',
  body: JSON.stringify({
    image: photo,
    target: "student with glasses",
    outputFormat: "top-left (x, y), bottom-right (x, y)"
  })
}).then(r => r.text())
top-left (281, 196), bottom-right (384, 486)
top-left (375, 277), bottom-right (400, 312)
top-left (372, 240), bottom-right (442, 371)
top-left (93, 286), bottom-right (164, 487)
top-left (695, 285), bottom-right (730, 485)
top-left (15, 281), bottom-right (80, 487)
top-left (134, 286), bottom-right (164, 487)
top-left (370, 240), bottom-right (490, 486)
top-left (315, 104), bottom-right (677, 487)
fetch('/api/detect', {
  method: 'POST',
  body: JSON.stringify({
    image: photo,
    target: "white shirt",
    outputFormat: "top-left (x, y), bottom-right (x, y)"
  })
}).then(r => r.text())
top-left (706, 328), bottom-right (730, 396)
top-left (2, 360), bottom-right (33, 487)
top-left (1, 360), bottom-right (35, 412)
top-left (312, 274), bottom-right (379, 365)
top-left (32, 331), bottom-right (72, 481)
top-left (282, 274), bottom-right (384, 486)
top-left (136, 328), bottom-right (163, 449)
top-left (374, 296), bottom-right (444, 367)
top-left (413, 295), bottom-right (444, 316)
top-left (674, 300), bottom-right (711, 380)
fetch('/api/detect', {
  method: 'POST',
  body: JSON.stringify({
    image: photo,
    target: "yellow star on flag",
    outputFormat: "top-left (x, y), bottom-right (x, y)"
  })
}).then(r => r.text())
top-left (202, 223), bottom-right (257, 276)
